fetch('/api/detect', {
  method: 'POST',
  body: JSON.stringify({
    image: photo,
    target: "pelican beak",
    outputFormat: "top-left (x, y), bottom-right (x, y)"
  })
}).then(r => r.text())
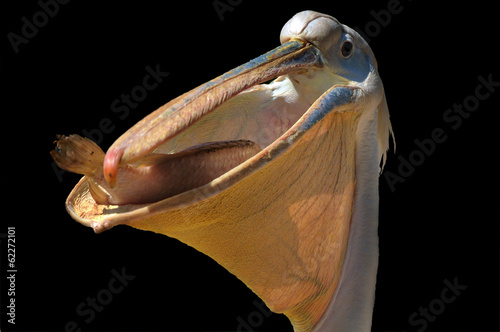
top-left (62, 28), bottom-right (368, 332)
top-left (103, 39), bottom-right (323, 187)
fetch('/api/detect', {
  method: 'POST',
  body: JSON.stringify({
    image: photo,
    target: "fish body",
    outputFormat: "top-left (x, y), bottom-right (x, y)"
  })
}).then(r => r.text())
top-left (51, 135), bottom-right (260, 205)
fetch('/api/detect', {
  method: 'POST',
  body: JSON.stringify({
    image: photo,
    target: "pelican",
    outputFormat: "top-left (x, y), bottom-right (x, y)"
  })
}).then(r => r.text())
top-left (51, 10), bottom-right (394, 332)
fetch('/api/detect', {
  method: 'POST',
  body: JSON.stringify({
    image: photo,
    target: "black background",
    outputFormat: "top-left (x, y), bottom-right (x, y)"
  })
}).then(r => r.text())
top-left (1, 1), bottom-right (499, 331)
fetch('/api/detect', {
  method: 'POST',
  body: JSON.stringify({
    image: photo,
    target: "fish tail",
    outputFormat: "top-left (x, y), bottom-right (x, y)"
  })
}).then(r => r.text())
top-left (50, 134), bottom-right (105, 176)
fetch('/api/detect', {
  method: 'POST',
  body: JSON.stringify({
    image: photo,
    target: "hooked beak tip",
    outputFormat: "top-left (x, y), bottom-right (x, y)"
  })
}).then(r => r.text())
top-left (103, 147), bottom-right (123, 188)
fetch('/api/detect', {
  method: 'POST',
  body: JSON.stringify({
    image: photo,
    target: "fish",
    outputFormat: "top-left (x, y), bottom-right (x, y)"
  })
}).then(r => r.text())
top-left (51, 134), bottom-right (260, 205)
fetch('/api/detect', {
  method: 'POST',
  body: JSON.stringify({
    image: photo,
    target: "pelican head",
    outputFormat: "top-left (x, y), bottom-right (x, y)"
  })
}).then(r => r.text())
top-left (52, 10), bottom-right (393, 332)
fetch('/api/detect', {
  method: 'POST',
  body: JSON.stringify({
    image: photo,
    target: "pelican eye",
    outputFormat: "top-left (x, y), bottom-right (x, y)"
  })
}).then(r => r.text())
top-left (341, 41), bottom-right (354, 58)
